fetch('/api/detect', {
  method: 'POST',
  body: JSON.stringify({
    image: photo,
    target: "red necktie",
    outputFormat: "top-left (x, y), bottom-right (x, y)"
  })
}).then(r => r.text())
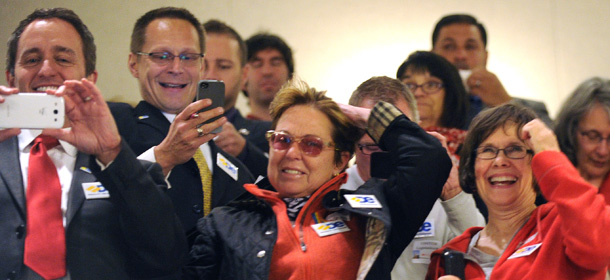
top-left (24, 135), bottom-right (66, 279)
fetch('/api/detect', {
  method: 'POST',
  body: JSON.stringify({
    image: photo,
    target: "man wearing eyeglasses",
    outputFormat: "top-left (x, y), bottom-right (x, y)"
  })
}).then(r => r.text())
top-left (344, 76), bottom-right (484, 280)
top-left (109, 7), bottom-right (254, 247)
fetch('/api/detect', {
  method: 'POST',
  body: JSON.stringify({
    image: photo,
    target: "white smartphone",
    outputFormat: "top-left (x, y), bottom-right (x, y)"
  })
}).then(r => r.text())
top-left (0, 93), bottom-right (65, 129)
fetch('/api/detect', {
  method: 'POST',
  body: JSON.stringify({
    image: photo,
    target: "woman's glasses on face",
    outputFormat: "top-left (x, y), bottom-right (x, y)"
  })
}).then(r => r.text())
top-left (404, 81), bottom-right (444, 95)
top-left (579, 130), bottom-right (610, 146)
top-left (476, 145), bottom-right (533, 160)
top-left (266, 130), bottom-right (335, 156)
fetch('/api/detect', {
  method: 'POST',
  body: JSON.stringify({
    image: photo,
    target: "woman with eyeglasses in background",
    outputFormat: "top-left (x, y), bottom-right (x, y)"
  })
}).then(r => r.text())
top-left (397, 51), bottom-right (470, 159)
top-left (426, 104), bottom-right (610, 280)
top-left (184, 79), bottom-right (452, 279)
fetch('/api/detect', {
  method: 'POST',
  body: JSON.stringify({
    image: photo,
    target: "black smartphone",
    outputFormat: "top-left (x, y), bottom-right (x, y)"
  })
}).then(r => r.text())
top-left (443, 248), bottom-right (465, 280)
top-left (196, 80), bottom-right (225, 134)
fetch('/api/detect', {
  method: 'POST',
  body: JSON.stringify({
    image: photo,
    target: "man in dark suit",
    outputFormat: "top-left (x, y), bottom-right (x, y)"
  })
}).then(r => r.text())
top-left (0, 8), bottom-right (186, 279)
top-left (109, 8), bottom-right (254, 245)
top-left (431, 14), bottom-right (552, 126)
top-left (201, 19), bottom-right (271, 178)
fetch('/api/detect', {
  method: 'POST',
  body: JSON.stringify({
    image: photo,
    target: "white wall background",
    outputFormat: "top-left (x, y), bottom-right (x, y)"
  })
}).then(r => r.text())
top-left (1, 0), bottom-right (609, 119)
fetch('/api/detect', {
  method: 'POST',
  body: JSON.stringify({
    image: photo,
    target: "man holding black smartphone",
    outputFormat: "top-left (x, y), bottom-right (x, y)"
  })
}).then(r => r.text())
top-left (108, 7), bottom-right (254, 247)
top-left (0, 8), bottom-right (186, 279)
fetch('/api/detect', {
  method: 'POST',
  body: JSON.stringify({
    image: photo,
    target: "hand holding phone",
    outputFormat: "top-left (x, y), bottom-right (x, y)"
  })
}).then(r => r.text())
top-left (196, 80), bottom-right (225, 134)
top-left (0, 93), bottom-right (65, 129)
top-left (443, 249), bottom-right (465, 280)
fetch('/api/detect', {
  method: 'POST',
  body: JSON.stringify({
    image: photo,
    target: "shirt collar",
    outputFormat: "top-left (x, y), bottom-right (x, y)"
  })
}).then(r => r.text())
top-left (18, 129), bottom-right (78, 157)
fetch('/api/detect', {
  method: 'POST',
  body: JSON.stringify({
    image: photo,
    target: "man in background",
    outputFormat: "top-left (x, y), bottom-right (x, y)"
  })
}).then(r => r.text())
top-left (243, 32), bottom-right (293, 121)
top-left (345, 76), bottom-right (485, 279)
top-left (431, 14), bottom-right (552, 125)
top-left (202, 19), bottom-right (270, 178)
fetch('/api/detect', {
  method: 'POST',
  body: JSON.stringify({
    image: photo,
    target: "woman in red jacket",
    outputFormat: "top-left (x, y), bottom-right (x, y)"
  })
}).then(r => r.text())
top-left (426, 104), bottom-right (610, 280)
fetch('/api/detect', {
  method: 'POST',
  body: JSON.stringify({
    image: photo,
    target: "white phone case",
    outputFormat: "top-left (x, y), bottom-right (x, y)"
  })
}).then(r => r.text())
top-left (0, 93), bottom-right (65, 129)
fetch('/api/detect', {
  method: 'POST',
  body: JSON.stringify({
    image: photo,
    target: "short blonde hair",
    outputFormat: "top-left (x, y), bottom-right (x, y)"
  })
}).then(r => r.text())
top-left (270, 79), bottom-right (362, 165)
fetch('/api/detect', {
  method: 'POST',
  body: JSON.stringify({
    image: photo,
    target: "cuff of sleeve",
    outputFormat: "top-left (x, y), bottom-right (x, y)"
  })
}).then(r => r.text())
top-left (366, 101), bottom-right (403, 143)
top-left (138, 146), bottom-right (157, 163)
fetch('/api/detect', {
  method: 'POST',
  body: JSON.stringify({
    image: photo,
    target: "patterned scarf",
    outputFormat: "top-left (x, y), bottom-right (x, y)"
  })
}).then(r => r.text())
top-left (282, 196), bottom-right (311, 221)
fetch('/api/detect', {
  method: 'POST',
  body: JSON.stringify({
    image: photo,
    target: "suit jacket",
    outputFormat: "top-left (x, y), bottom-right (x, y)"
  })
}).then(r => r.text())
top-left (226, 107), bottom-right (270, 178)
top-left (0, 139), bottom-right (187, 280)
top-left (109, 101), bottom-right (254, 241)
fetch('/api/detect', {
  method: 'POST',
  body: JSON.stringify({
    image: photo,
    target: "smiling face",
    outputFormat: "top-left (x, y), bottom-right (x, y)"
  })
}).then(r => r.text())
top-left (267, 105), bottom-right (347, 198)
top-left (474, 123), bottom-right (536, 210)
top-left (400, 69), bottom-right (445, 128)
top-left (575, 104), bottom-right (610, 186)
top-left (128, 18), bottom-right (203, 114)
top-left (8, 18), bottom-right (95, 91)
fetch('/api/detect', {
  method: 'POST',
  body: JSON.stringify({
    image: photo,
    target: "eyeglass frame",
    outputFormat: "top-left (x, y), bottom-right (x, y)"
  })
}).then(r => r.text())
top-left (357, 143), bottom-right (381, 155)
top-left (404, 81), bottom-right (444, 94)
top-left (136, 51), bottom-right (204, 66)
top-left (475, 145), bottom-right (534, 160)
top-left (578, 130), bottom-right (610, 146)
top-left (265, 130), bottom-right (336, 156)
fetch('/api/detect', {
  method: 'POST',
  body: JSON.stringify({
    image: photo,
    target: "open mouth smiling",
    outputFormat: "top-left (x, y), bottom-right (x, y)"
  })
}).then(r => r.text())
top-left (489, 175), bottom-right (518, 186)
top-left (159, 82), bottom-right (187, 89)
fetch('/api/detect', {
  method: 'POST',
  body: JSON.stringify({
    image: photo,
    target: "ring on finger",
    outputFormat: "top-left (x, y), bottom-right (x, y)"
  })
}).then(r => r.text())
top-left (197, 127), bottom-right (205, 137)
top-left (474, 80), bottom-right (482, 87)
top-left (192, 113), bottom-right (199, 119)
top-left (84, 96), bottom-right (93, 102)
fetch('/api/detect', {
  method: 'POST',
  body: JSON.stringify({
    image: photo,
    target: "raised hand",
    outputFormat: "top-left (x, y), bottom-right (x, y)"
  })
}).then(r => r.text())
top-left (468, 67), bottom-right (511, 107)
top-left (520, 119), bottom-right (560, 154)
top-left (42, 79), bottom-right (121, 164)
top-left (0, 85), bottom-right (20, 142)
top-left (214, 122), bottom-right (246, 158)
top-left (154, 99), bottom-right (226, 174)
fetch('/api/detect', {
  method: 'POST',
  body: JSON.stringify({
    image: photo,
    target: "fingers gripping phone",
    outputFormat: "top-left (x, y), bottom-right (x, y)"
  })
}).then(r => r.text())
top-left (196, 80), bottom-right (225, 134)
top-left (0, 93), bottom-right (65, 129)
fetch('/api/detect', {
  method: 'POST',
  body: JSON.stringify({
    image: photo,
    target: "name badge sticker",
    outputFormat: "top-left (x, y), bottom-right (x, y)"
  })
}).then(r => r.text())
top-left (344, 194), bottom-right (382, 208)
top-left (415, 219), bottom-right (436, 238)
top-left (312, 220), bottom-right (351, 237)
top-left (216, 153), bottom-right (238, 181)
top-left (508, 243), bottom-right (542, 259)
top-left (81, 182), bottom-right (110, 199)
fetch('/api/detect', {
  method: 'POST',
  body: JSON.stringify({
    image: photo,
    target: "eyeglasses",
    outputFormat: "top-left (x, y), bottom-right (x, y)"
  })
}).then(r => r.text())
top-left (476, 145), bottom-right (533, 160)
top-left (579, 130), bottom-right (610, 146)
top-left (266, 130), bottom-right (335, 156)
top-left (404, 81), bottom-right (444, 94)
top-left (357, 143), bottom-right (381, 155)
top-left (136, 52), bottom-right (203, 67)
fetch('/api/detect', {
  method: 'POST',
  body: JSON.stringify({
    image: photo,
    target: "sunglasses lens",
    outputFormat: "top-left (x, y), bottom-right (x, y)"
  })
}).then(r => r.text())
top-left (271, 133), bottom-right (291, 150)
top-left (300, 137), bottom-right (324, 156)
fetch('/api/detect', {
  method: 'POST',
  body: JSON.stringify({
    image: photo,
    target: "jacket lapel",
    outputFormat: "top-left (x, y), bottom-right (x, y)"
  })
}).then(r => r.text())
top-left (65, 152), bottom-right (97, 227)
top-left (0, 137), bottom-right (26, 217)
top-left (134, 101), bottom-right (171, 135)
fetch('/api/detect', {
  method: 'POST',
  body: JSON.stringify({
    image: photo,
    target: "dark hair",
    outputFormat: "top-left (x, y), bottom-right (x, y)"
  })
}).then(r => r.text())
top-left (203, 19), bottom-right (247, 67)
top-left (246, 33), bottom-right (294, 76)
top-left (130, 7), bottom-right (204, 54)
top-left (270, 79), bottom-right (361, 165)
top-left (396, 51), bottom-right (469, 129)
top-left (349, 76), bottom-right (419, 122)
top-left (432, 14), bottom-right (487, 48)
top-left (7, 7), bottom-right (96, 76)
top-left (459, 104), bottom-right (537, 195)
top-left (555, 77), bottom-right (610, 166)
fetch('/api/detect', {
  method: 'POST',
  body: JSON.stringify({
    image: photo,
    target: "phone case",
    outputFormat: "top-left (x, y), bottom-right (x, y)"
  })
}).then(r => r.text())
top-left (0, 93), bottom-right (65, 129)
top-left (196, 80), bottom-right (225, 134)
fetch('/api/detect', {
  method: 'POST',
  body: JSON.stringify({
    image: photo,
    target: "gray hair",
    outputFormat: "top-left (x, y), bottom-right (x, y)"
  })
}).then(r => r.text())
top-left (555, 77), bottom-right (610, 165)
